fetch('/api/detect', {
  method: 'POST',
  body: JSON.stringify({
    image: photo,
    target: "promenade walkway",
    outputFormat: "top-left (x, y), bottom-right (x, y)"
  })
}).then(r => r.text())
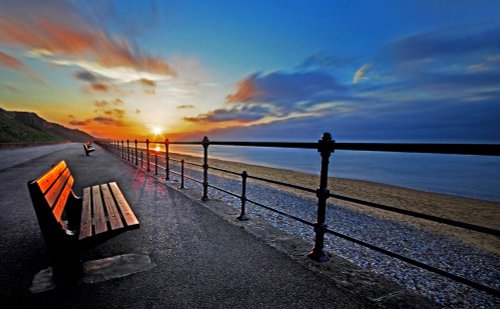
top-left (0, 143), bottom-right (432, 308)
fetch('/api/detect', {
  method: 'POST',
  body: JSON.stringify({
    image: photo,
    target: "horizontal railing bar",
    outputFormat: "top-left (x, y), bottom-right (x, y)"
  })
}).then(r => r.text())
top-left (334, 143), bottom-right (500, 156)
top-left (185, 161), bottom-right (203, 168)
top-left (329, 193), bottom-right (500, 236)
top-left (130, 140), bottom-right (500, 156)
top-left (170, 141), bottom-right (201, 145)
top-left (209, 166), bottom-right (241, 176)
top-left (169, 170), bottom-right (181, 176)
top-left (246, 198), bottom-right (315, 227)
top-left (207, 184), bottom-right (241, 199)
top-left (248, 174), bottom-right (317, 194)
top-left (324, 227), bottom-right (500, 297)
top-left (210, 141), bottom-right (318, 149)
top-left (183, 174), bottom-right (203, 184)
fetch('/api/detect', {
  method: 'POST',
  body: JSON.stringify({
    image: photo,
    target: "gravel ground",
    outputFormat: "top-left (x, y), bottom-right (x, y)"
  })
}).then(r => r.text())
top-left (161, 160), bottom-right (500, 308)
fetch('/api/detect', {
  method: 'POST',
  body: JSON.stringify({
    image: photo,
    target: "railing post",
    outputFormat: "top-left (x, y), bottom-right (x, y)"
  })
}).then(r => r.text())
top-left (146, 139), bottom-right (151, 171)
top-left (237, 171), bottom-right (249, 221)
top-left (165, 138), bottom-right (170, 180)
top-left (308, 132), bottom-right (334, 262)
top-left (140, 151), bottom-right (143, 168)
top-left (154, 151), bottom-right (158, 175)
top-left (201, 136), bottom-right (210, 201)
top-left (127, 139), bottom-right (130, 161)
top-left (180, 159), bottom-right (185, 189)
top-left (134, 139), bottom-right (138, 165)
top-left (121, 140), bottom-right (124, 158)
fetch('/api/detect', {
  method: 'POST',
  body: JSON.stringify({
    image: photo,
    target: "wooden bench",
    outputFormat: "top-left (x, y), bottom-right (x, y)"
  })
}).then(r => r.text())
top-left (83, 143), bottom-right (95, 156)
top-left (27, 160), bottom-right (139, 280)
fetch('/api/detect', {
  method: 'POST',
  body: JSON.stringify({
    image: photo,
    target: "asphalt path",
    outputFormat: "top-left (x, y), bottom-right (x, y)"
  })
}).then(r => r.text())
top-left (0, 143), bottom-right (374, 308)
top-left (0, 143), bottom-right (73, 171)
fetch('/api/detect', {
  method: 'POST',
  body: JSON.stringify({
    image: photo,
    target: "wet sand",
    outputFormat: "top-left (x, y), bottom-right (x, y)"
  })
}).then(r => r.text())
top-left (169, 152), bottom-right (500, 255)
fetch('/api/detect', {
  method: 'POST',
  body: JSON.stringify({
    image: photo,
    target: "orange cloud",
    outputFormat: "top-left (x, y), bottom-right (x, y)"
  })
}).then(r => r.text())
top-left (94, 99), bottom-right (124, 107)
top-left (0, 50), bottom-right (41, 82)
top-left (94, 100), bottom-right (110, 107)
top-left (93, 116), bottom-right (124, 126)
top-left (138, 78), bottom-right (156, 94)
top-left (69, 119), bottom-right (92, 126)
top-left (0, 17), bottom-right (175, 76)
top-left (139, 78), bottom-right (156, 87)
top-left (177, 104), bottom-right (195, 109)
top-left (103, 108), bottom-right (125, 118)
top-left (69, 116), bottom-right (123, 127)
top-left (0, 50), bottom-right (23, 69)
top-left (85, 82), bottom-right (110, 93)
top-left (226, 77), bottom-right (260, 103)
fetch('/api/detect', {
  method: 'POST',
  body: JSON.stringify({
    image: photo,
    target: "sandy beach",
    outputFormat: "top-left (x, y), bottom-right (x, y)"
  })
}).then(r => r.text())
top-left (168, 152), bottom-right (500, 255)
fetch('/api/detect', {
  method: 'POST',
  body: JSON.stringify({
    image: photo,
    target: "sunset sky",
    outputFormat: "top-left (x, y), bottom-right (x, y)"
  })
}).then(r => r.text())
top-left (0, 0), bottom-right (499, 142)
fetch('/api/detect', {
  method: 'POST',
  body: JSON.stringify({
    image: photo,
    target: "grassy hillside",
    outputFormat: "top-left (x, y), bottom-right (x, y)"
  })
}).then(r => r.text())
top-left (0, 109), bottom-right (62, 142)
top-left (0, 107), bottom-right (94, 143)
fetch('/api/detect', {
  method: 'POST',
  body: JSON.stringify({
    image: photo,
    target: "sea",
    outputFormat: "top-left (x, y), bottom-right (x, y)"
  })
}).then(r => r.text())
top-left (139, 142), bottom-right (500, 202)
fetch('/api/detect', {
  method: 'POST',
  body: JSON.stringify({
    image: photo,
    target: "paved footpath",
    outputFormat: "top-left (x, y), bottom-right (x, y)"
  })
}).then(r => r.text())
top-left (0, 143), bottom-right (431, 308)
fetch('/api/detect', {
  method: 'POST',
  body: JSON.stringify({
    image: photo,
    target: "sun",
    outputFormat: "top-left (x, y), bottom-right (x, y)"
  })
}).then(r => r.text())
top-left (152, 127), bottom-right (162, 135)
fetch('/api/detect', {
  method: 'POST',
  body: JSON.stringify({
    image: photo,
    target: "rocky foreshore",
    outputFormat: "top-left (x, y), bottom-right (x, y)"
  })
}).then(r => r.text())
top-left (165, 157), bottom-right (500, 308)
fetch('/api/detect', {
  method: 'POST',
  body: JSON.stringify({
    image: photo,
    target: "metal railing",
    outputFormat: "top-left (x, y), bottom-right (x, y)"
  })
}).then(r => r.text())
top-left (95, 134), bottom-right (500, 297)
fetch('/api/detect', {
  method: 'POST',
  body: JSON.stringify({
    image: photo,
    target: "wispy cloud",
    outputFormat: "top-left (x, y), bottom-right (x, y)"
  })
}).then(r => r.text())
top-left (74, 70), bottom-right (115, 93)
top-left (0, 50), bottom-right (23, 69)
top-left (3, 82), bottom-right (19, 93)
top-left (0, 0), bottom-right (175, 82)
top-left (386, 26), bottom-right (500, 63)
top-left (177, 104), bottom-right (195, 109)
top-left (0, 50), bottom-right (41, 82)
top-left (184, 105), bottom-right (273, 123)
top-left (85, 82), bottom-right (110, 93)
top-left (74, 70), bottom-right (97, 82)
top-left (352, 63), bottom-right (372, 84)
top-left (92, 116), bottom-right (124, 126)
top-left (138, 78), bottom-right (156, 94)
top-left (297, 51), bottom-right (356, 71)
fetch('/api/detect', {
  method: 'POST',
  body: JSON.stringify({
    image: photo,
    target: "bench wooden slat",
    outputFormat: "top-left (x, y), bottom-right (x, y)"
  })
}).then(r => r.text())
top-left (101, 184), bottom-right (124, 231)
top-left (36, 161), bottom-right (67, 194)
top-left (109, 182), bottom-right (139, 227)
top-left (52, 176), bottom-right (74, 222)
top-left (92, 185), bottom-right (108, 235)
top-left (44, 168), bottom-right (71, 208)
top-left (79, 187), bottom-right (92, 240)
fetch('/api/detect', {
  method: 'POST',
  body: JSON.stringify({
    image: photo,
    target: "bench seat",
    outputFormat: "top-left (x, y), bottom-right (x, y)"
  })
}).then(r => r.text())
top-left (80, 182), bottom-right (139, 240)
top-left (28, 160), bottom-right (139, 279)
top-left (83, 143), bottom-right (95, 156)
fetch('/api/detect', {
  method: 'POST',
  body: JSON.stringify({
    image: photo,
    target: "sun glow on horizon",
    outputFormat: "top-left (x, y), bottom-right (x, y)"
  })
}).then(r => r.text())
top-left (152, 127), bottom-right (163, 135)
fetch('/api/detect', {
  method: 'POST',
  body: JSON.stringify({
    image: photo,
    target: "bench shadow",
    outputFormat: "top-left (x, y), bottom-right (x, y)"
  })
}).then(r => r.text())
top-left (30, 252), bottom-right (155, 293)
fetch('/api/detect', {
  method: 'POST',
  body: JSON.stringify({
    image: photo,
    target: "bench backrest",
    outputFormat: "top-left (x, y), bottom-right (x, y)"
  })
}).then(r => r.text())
top-left (28, 160), bottom-right (77, 241)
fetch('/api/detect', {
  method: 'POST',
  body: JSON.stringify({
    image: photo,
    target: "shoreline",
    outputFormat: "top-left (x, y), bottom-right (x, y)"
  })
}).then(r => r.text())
top-left (169, 152), bottom-right (500, 255)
